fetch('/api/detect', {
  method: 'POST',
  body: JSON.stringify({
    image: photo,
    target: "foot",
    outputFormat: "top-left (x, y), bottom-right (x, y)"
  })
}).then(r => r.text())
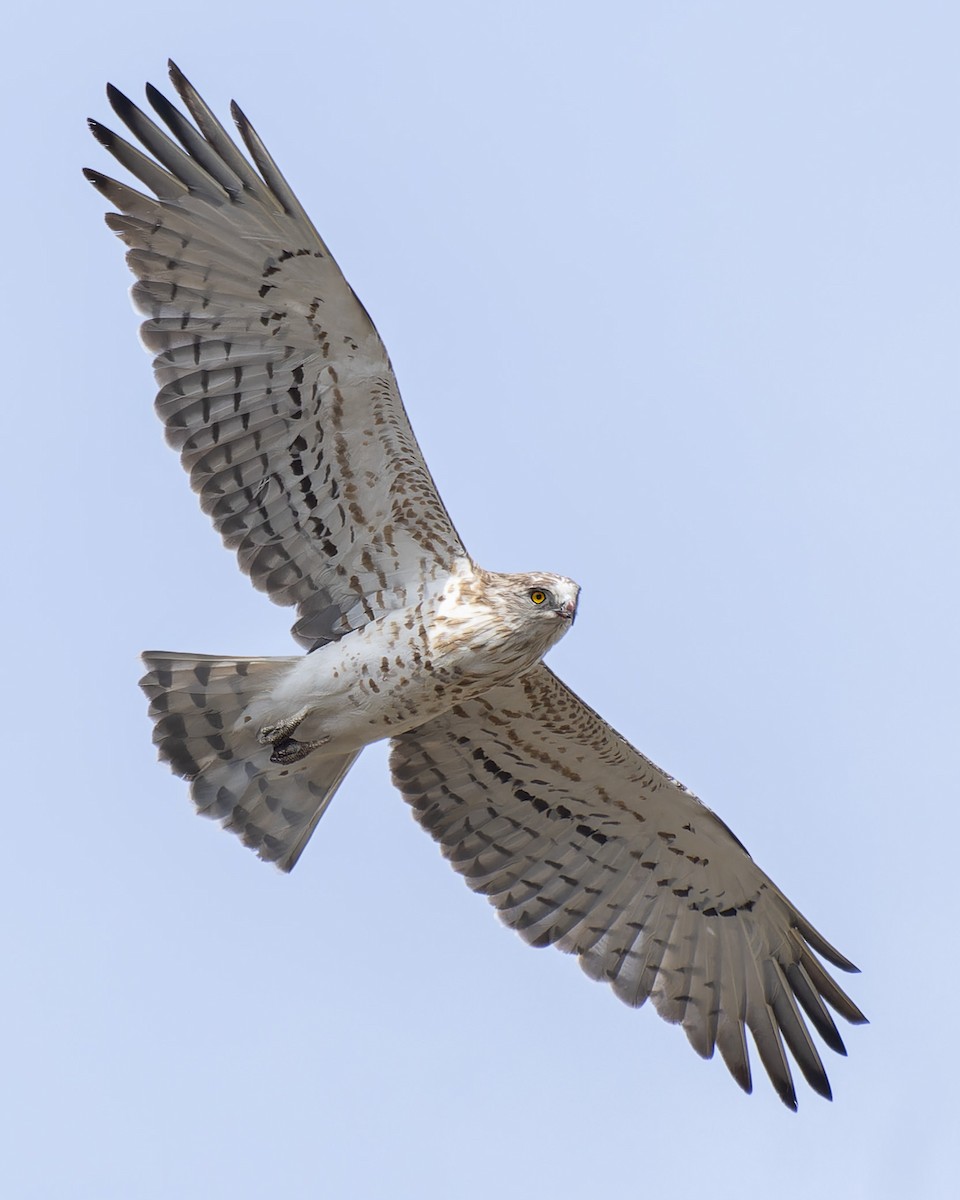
top-left (269, 735), bottom-right (329, 765)
top-left (258, 706), bottom-right (313, 746)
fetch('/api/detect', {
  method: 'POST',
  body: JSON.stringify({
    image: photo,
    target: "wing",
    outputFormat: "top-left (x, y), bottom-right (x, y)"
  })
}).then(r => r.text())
top-left (390, 664), bottom-right (867, 1109)
top-left (87, 63), bottom-right (468, 647)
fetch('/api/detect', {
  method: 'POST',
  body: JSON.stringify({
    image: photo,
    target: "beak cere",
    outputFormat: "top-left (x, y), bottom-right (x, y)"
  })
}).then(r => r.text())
top-left (558, 600), bottom-right (577, 623)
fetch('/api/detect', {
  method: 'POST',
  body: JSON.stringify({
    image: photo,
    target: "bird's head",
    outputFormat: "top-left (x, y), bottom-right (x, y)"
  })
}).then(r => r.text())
top-left (477, 569), bottom-right (580, 657)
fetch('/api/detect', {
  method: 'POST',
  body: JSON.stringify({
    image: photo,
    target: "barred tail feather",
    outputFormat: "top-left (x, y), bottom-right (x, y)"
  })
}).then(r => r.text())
top-left (140, 651), bottom-right (359, 871)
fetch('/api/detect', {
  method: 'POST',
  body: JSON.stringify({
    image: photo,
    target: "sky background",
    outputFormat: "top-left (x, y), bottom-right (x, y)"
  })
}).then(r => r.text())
top-left (4, 2), bottom-right (959, 1196)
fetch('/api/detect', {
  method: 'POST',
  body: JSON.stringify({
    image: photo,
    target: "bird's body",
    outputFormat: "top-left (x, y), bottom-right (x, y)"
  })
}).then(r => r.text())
top-left (253, 565), bottom-right (577, 751)
top-left (89, 62), bottom-right (866, 1109)
top-left (164, 565), bottom-right (576, 761)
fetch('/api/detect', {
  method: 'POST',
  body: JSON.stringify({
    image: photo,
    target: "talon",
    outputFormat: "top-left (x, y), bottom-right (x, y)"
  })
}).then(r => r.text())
top-left (270, 737), bottom-right (309, 765)
top-left (269, 734), bottom-right (330, 765)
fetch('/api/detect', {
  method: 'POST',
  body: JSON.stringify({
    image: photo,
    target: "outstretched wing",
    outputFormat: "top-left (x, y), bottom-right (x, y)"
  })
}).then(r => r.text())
top-left (390, 664), bottom-right (867, 1109)
top-left (87, 63), bottom-right (468, 647)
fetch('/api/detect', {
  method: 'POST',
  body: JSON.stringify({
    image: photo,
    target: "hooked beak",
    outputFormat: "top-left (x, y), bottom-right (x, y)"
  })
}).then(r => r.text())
top-left (557, 600), bottom-right (577, 623)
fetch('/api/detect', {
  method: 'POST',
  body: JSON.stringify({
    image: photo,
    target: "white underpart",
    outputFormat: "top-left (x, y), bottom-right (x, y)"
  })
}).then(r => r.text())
top-left (241, 565), bottom-right (577, 755)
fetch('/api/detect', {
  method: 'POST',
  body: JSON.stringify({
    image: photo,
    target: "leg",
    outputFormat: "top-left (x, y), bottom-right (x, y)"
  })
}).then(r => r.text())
top-left (258, 706), bottom-right (328, 764)
top-left (257, 705), bottom-right (313, 746)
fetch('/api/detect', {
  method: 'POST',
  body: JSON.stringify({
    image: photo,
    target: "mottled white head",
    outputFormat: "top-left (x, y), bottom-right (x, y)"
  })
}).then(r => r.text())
top-left (471, 568), bottom-right (580, 662)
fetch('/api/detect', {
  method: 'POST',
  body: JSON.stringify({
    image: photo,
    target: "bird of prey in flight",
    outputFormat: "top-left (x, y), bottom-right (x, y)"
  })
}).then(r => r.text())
top-left (87, 62), bottom-right (866, 1110)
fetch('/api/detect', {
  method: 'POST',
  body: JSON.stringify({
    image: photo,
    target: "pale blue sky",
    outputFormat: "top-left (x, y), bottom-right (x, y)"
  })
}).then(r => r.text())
top-left (5, 3), bottom-right (958, 1197)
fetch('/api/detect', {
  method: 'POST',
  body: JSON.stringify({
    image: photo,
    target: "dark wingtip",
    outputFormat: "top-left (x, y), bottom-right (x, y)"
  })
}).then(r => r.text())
top-left (826, 1027), bottom-right (849, 1057)
top-left (87, 118), bottom-right (113, 148)
top-left (168, 59), bottom-right (189, 96)
top-left (106, 82), bottom-right (137, 124)
top-left (732, 1067), bottom-right (753, 1096)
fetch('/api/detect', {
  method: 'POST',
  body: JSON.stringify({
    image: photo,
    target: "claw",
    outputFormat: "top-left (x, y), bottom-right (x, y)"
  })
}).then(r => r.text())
top-left (270, 736), bottom-right (317, 765)
top-left (258, 705), bottom-right (327, 763)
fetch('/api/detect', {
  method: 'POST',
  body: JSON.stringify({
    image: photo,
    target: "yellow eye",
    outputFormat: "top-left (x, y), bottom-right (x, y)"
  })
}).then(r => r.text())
top-left (529, 589), bottom-right (547, 605)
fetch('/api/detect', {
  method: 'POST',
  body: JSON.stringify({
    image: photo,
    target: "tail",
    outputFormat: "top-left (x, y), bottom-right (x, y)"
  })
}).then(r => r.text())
top-left (140, 651), bottom-right (360, 872)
